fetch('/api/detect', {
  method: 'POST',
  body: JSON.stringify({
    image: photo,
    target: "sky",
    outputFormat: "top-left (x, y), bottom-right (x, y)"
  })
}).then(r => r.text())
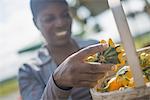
top-left (0, 0), bottom-right (150, 81)
top-left (0, 0), bottom-right (40, 81)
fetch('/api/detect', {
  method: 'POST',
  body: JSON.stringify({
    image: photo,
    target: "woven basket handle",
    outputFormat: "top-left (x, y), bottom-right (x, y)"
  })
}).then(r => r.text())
top-left (108, 0), bottom-right (145, 88)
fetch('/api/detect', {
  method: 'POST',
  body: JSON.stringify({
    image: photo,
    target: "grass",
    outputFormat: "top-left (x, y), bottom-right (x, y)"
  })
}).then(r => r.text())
top-left (135, 32), bottom-right (150, 49)
top-left (0, 77), bottom-right (19, 96)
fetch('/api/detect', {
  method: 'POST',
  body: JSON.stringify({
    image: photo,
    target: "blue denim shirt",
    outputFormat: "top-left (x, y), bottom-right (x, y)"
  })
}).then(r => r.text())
top-left (18, 38), bottom-right (98, 100)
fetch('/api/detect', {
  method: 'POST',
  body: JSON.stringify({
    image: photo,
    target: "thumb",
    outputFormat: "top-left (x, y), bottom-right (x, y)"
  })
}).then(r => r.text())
top-left (75, 43), bottom-right (108, 60)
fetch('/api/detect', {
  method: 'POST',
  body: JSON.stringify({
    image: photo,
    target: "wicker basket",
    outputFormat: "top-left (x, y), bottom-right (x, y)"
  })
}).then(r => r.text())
top-left (90, 85), bottom-right (150, 100)
top-left (90, 47), bottom-right (150, 100)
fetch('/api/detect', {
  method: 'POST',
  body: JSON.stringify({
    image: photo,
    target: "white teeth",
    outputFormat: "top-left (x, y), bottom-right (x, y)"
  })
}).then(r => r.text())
top-left (56, 31), bottom-right (67, 36)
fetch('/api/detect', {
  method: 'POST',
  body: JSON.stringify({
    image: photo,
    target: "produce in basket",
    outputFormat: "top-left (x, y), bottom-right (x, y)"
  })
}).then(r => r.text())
top-left (139, 52), bottom-right (150, 67)
top-left (86, 38), bottom-right (126, 91)
top-left (86, 38), bottom-right (125, 71)
top-left (95, 49), bottom-right (150, 92)
top-left (101, 65), bottom-right (150, 92)
top-left (86, 39), bottom-right (150, 93)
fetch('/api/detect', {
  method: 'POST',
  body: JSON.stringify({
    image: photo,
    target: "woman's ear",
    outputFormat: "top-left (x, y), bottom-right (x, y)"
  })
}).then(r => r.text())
top-left (33, 18), bottom-right (39, 30)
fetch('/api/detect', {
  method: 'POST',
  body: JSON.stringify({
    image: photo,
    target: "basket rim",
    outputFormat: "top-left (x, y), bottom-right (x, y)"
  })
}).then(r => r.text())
top-left (90, 85), bottom-right (150, 96)
top-left (137, 46), bottom-right (150, 53)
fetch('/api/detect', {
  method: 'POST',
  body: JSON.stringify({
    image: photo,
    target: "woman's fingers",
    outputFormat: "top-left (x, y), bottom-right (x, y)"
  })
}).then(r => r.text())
top-left (72, 72), bottom-right (106, 87)
top-left (74, 80), bottom-right (98, 88)
top-left (73, 43), bottom-right (108, 60)
top-left (79, 73), bottom-right (105, 81)
top-left (53, 43), bottom-right (115, 88)
top-left (83, 63), bottom-right (113, 74)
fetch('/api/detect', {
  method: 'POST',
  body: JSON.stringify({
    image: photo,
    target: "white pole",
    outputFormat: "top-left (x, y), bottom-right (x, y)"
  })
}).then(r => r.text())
top-left (108, 0), bottom-right (145, 87)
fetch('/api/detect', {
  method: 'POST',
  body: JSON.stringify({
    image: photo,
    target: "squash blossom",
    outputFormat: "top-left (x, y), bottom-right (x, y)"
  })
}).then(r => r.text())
top-left (86, 38), bottom-right (150, 92)
top-left (139, 52), bottom-right (150, 67)
top-left (86, 38), bottom-right (125, 71)
top-left (86, 38), bottom-right (126, 92)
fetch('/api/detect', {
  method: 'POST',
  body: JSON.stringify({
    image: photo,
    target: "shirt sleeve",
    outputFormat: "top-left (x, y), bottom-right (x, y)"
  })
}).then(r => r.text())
top-left (18, 63), bottom-right (71, 100)
top-left (41, 75), bottom-right (71, 100)
top-left (18, 64), bottom-right (45, 100)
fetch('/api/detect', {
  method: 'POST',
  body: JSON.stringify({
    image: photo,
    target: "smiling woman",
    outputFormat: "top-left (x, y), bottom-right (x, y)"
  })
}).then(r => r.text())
top-left (17, 1), bottom-right (113, 100)
top-left (1, 0), bottom-right (150, 100)
top-left (32, 1), bottom-right (72, 47)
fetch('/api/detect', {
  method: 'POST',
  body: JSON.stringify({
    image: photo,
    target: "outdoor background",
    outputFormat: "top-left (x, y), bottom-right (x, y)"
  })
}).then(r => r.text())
top-left (0, 0), bottom-right (150, 100)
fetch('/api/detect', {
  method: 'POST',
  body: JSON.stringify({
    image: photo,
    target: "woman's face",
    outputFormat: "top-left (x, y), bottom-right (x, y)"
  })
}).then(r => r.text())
top-left (35, 2), bottom-right (72, 46)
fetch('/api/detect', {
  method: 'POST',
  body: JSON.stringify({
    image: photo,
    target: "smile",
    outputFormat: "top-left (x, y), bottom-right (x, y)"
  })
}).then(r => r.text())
top-left (56, 31), bottom-right (67, 37)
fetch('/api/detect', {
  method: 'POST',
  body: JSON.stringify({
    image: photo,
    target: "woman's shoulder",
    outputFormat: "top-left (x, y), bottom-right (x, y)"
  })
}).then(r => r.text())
top-left (18, 47), bottom-right (54, 84)
top-left (19, 47), bottom-right (52, 73)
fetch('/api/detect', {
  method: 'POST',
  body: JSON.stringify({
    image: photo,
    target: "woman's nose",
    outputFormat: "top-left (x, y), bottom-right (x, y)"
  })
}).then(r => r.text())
top-left (55, 18), bottom-right (65, 27)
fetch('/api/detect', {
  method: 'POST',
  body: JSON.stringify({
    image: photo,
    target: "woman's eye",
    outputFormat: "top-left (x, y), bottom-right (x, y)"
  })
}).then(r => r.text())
top-left (42, 16), bottom-right (55, 23)
top-left (62, 13), bottom-right (70, 18)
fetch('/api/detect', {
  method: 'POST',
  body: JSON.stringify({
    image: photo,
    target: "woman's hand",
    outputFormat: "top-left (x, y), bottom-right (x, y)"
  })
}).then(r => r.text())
top-left (53, 44), bottom-right (113, 88)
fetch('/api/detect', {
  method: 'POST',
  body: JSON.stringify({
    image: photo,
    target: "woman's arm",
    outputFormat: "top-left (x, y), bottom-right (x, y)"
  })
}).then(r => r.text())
top-left (18, 63), bottom-right (71, 100)
top-left (41, 75), bottom-right (71, 100)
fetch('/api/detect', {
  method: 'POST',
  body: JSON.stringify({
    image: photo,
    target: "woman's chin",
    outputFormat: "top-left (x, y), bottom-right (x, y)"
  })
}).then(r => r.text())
top-left (52, 39), bottom-right (69, 46)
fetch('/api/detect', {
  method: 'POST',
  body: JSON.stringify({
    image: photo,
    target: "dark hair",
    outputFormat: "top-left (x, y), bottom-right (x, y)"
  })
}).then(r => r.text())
top-left (30, 0), bottom-right (68, 19)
